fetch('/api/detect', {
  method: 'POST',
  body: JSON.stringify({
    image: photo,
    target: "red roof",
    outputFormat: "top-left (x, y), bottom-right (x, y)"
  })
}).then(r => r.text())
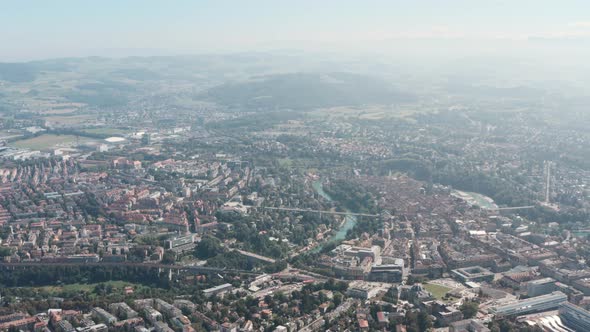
top-left (359, 319), bottom-right (369, 328)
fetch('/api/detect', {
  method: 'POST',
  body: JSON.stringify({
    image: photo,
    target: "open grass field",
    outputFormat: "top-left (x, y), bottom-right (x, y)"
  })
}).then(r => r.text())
top-left (39, 108), bottom-right (78, 115)
top-left (0, 130), bottom-right (24, 141)
top-left (18, 280), bottom-right (151, 299)
top-left (12, 134), bottom-right (94, 150)
top-left (43, 114), bottom-right (95, 125)
top-left (423, 282), bottom-right (453, 300)
top-left (81, 127), bottom-right (129, 136)
top-left (310, 105), bottom-right (428, 121)
top-left (37, 280), bottom-right (133, 294)
top-left (277, 158), bottom-right (293, 167)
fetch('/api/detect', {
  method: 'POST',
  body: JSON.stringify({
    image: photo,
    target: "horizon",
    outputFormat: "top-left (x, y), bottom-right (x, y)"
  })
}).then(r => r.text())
top-left (2, 0), bottom-right (590, 61)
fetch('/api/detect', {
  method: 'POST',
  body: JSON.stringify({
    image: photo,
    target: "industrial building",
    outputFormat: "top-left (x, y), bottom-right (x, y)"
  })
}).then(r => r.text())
top-left (452, 266), bottom-right (495, 283)
top-left (527, 277), bottom-right (557, 297)
top-left (559, 302), bottom-right (590, 331)
top-left (490, 291), bottom-right (567, 316)
top-left (369, 259), bottom-right (406, 282)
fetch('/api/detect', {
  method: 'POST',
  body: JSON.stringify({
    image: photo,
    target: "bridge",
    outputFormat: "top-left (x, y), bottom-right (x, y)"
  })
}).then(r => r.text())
top-left (260, 206), bottom-right (380, 218)
top-left (0, 261), bottom-right (262, 276)
top-left (233, 249), bottom-right (276, 264)
top-left (493, 205), bottom-right (536, 211)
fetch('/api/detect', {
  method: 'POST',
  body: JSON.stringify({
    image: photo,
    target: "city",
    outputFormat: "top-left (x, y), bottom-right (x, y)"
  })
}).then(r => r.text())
top-left (2, 1), bottom-right (590, 332)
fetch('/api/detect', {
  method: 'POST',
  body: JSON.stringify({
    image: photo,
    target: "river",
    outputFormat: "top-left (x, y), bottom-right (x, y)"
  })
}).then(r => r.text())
top-left (311, 180), bottom-right (357, 250)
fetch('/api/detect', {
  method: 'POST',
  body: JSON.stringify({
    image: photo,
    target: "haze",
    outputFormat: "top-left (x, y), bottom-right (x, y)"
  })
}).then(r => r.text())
top-left (2, 0), bottom-right (590, 61)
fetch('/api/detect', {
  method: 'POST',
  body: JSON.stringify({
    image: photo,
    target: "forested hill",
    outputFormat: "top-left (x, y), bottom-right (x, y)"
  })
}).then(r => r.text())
top-left (199, 72), bottom-right (414, 110)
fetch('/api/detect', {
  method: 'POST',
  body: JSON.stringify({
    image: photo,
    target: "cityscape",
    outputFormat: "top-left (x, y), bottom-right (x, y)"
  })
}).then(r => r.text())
top-left (2, 1), bottom-right (590, 332)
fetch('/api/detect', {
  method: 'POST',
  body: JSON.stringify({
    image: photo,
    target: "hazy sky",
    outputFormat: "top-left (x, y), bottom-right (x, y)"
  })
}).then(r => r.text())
top-left (2, 0), bottom-right (590, 60)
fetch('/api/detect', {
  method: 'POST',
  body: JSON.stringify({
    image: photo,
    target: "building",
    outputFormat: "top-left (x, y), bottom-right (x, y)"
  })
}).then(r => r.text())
top-left (91, 307), bottom-right (118, 325)
top-left (77, 324), bottom-right (108, 332)
top-left (559, 302), bottom-right (590, 331)
top-left (490, 291), bottom-right (567, 316)
top-left (572, 277), bottom-right (590, 295)
top-left (347, 283), bottom-right (385, 300)
top-left (220, 322), bottom-right (238, 332)
top-left (109, 302), bottom-right (138, 319)
top-left (55, 319), bottom-right (75, 332)
top-left (369, 259), bottom-right (406, 282)
top-left (170, 316), bottom-right (191, 330)
top-left (436, 306), bottom-right (464, 326)
top-left (167, 234), bottom-right (197, 251)
top-left (112, 318), bottom-right (144, 332)
top-left (272, 326), bottom-right (287, 332)
top-left (527, 277), bottom-right (556, 297)
top-left (376, 311), bottom-right (389, 327)
top-left (143, 307), bottom-right (163, 325)
top-left (400, 284), bottom-right (435, 305)
top-left (452, 266), bottom-right (495, 283)
top-left (0, 316), bottom-right (38, 331)
top-left (154, 321), bottom-right (174, 332)
top-left (97, 144), bottom-right (109, 152)
top-left (154, 299), bottom-right (182, 318)
top-left (0, 312), bottom-right (28, 324)
top-left (173, 300), bottom-right (196, 313)
top-left (133, 299), bottom-right (154, 310)
top-left (555, 282), bottom-right (585, 304)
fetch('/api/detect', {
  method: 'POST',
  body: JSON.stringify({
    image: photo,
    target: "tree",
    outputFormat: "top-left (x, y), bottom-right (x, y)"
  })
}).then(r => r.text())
top-left (0, 247), bottom-right (12, 257)
top-left (333, 292), bottom-right (343, 307)
top-left (460, 301), bottom-right (479, 319)
top-left (194, 236), bottom-right (222, 260)
top-left (417, 311), bottom-right (432, 332)
top-left (162, 250), bottom-right (176, 264)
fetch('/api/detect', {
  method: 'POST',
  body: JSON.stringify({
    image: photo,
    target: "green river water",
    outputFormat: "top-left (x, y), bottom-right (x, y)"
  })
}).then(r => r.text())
top-left (311, 180), bottom-right (357, 249)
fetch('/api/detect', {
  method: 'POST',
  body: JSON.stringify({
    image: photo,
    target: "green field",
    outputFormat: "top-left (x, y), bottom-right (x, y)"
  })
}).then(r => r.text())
top-left (81, 127), bottom-right (128, 136)
top-left (310, 106), bottom-right (427, 121)
top-left (12, 134), bottom-right (94, 150)
top-left (6, 280), bottom-right (150, 299)
top-left (40, 108), bottom-right (78, 115)
top-left (424, 283), bottom-right (453, 300)
top-left (43, 114), bottom-right (95, 125)
top-left (37, 280), bottom-right (134, 294)
top-left (277, 157), bottom-right (293, 167)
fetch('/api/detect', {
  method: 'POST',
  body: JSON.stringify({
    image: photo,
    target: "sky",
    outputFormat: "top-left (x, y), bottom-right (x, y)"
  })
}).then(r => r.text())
top-left (2, 0), bottom-right (590, 61)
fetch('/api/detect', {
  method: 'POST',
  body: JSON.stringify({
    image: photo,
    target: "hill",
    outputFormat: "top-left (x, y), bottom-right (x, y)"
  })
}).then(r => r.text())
top-left (199, 72), bottom-right (413, 110)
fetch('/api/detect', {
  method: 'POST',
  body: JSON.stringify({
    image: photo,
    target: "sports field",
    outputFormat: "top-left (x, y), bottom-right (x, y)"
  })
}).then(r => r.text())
top-left (423, 282), bottom-right (453, 299)
top-left (81, 127), bottom-right (129, 136)
top-left (12, 134), bottom-right (94, 150)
